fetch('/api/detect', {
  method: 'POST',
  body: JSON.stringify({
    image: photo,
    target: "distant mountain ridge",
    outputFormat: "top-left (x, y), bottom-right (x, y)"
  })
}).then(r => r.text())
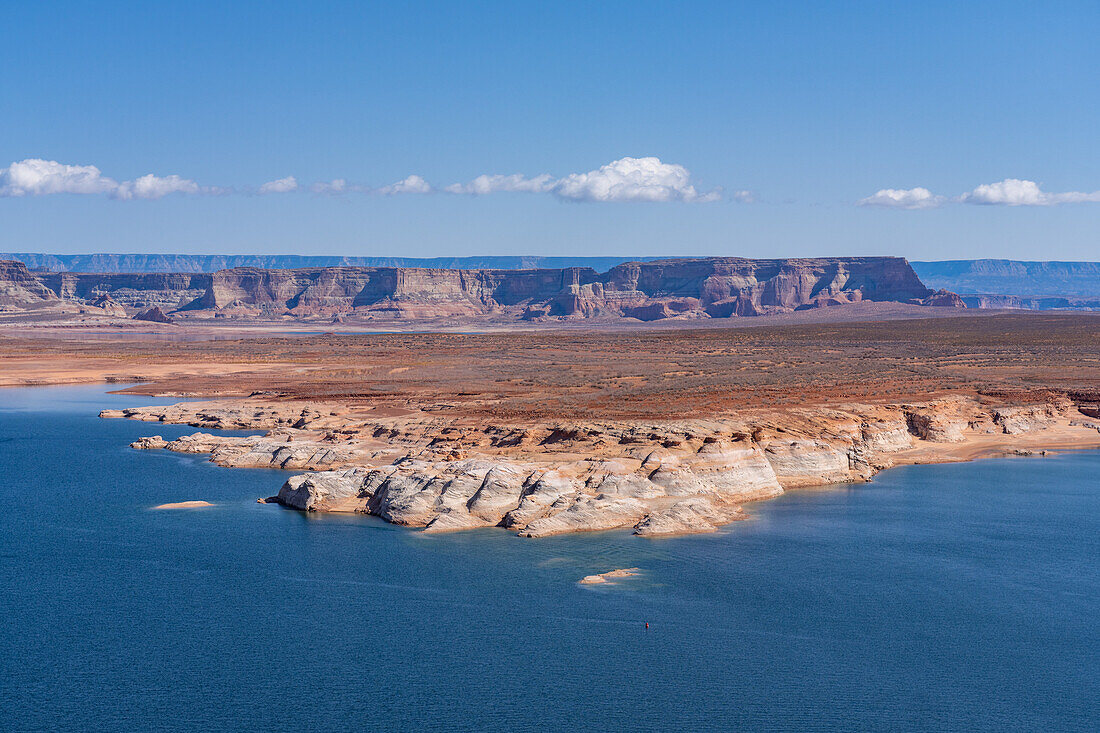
top-left (0, 253), bottom-right (661, 274)
top-left (912, 260), bottom-right (1100, 298)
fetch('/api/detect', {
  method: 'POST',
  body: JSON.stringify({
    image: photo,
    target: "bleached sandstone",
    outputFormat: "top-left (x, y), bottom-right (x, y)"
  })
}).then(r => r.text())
top-left (634, 497), bottom-right (744, 536)
top-left (578, 568), bottom-right (640, 585)
top-left (519, 496), bottom-right (649, 537)
top-left (103, 393), bottom-right (1100, 538)
top-left (902, 399), bottom-right (970, 443)
top-left (763, 440), bottom-right (853, 487)
top-left (278, 468), bottom-right (372, 511)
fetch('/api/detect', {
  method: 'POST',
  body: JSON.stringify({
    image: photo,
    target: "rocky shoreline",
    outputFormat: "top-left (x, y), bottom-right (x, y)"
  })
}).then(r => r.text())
top-left (102, 394), bottom-right (1100, 538)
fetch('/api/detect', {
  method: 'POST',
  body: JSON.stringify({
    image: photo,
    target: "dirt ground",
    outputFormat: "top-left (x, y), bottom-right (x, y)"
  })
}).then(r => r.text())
top-left (1, 312), bottom-right (1098, 421)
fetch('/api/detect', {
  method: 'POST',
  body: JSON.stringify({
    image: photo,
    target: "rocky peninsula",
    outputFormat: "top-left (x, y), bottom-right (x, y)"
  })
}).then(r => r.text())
top-left (103, 392), bottom-right (1100, 537)
top-left (3, 308), bottom-right (1098, 538)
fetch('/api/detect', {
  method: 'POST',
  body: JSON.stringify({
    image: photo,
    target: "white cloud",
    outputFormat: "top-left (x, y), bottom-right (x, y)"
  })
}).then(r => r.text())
top-left (858, 187), bottom-right (945, 209)
top-left (310, 178), bottom-right (349, 195)
top-left (0, 158), bottom-right (118, 196)
top-left (440, 157), bottom-right (719, 202)
top-left (0, 158), bottom-right (207, 200)
top-left (444, 173), bottom-right (555, 195)
top-left (379, 174), bottom-right (432, 195)
top-left (2, 155), bottom-right (731, 205)
top-left (551, 156), bottom-right (718, 202)
top-left (259, 176), bottom-right (298, 194)
top-left (112, 174), bottom-right (202, 200)
top-left (960, 178), bottom-right (1100, 206)
top-left (860, 179), bottom-right (1100, 209)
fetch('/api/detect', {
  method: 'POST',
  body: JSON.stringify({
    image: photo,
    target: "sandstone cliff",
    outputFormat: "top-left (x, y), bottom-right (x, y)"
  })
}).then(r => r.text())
top-left (38, 272), bottom-right (210, 311)
top-left (176, 256), bottom-right (943, 321)
top-left (0, 260), bottom-right (57, 306)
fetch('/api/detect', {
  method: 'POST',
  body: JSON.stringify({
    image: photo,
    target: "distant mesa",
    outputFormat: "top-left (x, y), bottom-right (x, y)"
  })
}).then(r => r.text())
top-left (37, 254), bottom-right (1100, 322)
top-left (3, 252), bottom-right (656, 274)
top-left (172, 256), bottom-right (954, 322)
top-left (912, 259), bottom-right (1100, 310)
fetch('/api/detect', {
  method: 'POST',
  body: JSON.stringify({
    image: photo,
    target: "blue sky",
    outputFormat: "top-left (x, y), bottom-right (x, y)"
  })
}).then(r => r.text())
top-left (1, 1), bottom-right (1097, 260)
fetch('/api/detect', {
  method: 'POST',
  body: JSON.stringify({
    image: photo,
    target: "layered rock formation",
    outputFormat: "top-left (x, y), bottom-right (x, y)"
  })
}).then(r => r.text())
top-left (0, 260), bottom-right (57, 306)
top-left (38, 271), bottom-right (209, 311)
top-left (2, 256), bottom-right (954, 322)
top-left (175, 256), bottom-right (944, 321)
top-left (103, 392), bottom-right (1097, 537)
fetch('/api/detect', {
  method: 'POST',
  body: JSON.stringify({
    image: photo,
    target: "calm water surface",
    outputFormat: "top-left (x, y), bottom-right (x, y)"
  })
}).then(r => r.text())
top-left (1, 385), bottom-right (1097, 731)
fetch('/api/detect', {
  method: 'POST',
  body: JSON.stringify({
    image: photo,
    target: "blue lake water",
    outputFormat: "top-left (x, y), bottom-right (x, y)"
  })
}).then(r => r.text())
top-left (1, 385), bottom-right (1097, 732)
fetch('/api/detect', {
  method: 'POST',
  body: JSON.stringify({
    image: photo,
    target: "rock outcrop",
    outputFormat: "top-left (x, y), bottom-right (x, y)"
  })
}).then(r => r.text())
top-left (133, 306), bottom-right (173, 323)
top-left (920, 289), bottom-right (967, 308)
top-left (90, 293), bottom-right (128, 317)
top-left (578, 568), bottom-right (640, 585)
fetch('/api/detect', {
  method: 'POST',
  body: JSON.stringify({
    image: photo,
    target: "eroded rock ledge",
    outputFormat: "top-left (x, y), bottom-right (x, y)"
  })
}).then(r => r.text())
top-left (102, 395), bottom-right (1100, 537)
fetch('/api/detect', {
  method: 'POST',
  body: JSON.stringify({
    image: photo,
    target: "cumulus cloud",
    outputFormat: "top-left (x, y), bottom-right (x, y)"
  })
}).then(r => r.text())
top-left (310, 178), bottom-right (349, 195)
top-left (444, 173), bottom-right (555, 195)
top-left (441, 157), bottom-right (719, 202)
top-left (112, 174), bottom-right (202, 200)
top-left (861, 178), bottom-right (1100, 209)
top-left (379, 174), bottom-right (432, 195)
top-left (858, 187), bottom-right (946, 209)
top-left (960, 178), bottom-right (1100, 206)
top-left (258, 176), bottom-right (298, 194)
top-left (0, 158), bottom-right (118, 196)
top-left (551, 157), bottom-right (719, 202)
top-left (0, 158), bottom-right (208, 200)
top-left (2, 155), bottom-right (728, 204)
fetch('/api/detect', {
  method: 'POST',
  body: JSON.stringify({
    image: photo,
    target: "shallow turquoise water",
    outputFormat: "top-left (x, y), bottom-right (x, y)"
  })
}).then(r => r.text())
top-left (1, 385), bottom-right (1097, 731)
